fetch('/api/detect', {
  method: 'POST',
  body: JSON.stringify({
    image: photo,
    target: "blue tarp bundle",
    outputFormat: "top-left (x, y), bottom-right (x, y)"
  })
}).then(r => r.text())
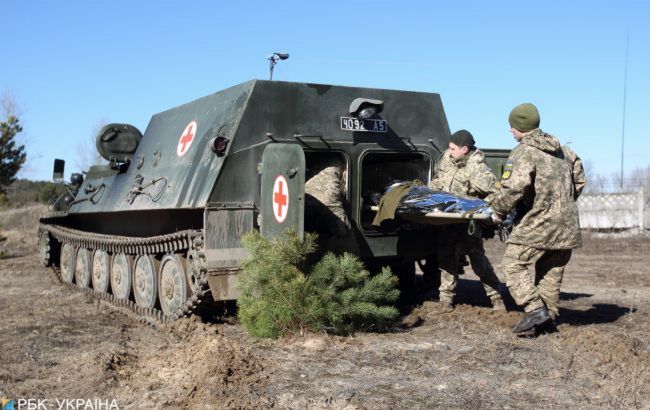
top-left (394, 185), bottom-right (492, 215)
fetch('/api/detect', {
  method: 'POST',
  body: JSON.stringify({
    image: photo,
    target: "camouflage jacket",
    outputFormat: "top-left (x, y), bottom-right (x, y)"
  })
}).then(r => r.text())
top-left (490, 129), bottom-right (585, 249)
top-left (429, 148), bottom-right (498, 200)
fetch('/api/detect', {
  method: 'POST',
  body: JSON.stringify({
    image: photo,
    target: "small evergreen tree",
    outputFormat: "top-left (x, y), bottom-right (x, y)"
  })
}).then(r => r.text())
top-left (304, 253), bottom-right (399, 334)
top-left (238, 231), bottom-right (315, 338)
top-left (237, 230), bottom-right (400, 338)
top-left (0, 115), bottom-right (26, 194)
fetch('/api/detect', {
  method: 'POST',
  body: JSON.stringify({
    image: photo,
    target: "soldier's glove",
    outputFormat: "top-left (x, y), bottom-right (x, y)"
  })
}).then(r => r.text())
top-left (489, 210), bottom-right (504, 225)
top-left (501, 213), bottom-right (514, 227)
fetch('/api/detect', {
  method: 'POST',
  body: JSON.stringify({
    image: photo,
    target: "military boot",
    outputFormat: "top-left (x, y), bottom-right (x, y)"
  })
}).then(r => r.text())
top-left (430, 298), bottom-right (455, 315)
top-left (401, 312), bottom-right (424, 328)
top-left (401, 304), bottom-right (428, 328)
top-left (539, 308), bottom-right (559, 333)
top-left (490, 296), bottom-right (507, 311)
top-left (512, 307), bottom-right (551, 334)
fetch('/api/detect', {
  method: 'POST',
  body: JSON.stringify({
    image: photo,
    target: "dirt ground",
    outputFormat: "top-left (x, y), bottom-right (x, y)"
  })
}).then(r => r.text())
top-left (1, 205), bottom-right (649, 409)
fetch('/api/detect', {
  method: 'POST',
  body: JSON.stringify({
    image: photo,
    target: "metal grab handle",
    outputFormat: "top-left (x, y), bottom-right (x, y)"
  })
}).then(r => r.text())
top-left (467, 220), bottom-right (476, 236)
top-left (467, 220), bottom-right (479, 237)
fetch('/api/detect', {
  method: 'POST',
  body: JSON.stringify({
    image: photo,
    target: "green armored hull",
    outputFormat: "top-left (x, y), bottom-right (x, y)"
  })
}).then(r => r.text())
top-left (38, 80), bottom-right (506, 320)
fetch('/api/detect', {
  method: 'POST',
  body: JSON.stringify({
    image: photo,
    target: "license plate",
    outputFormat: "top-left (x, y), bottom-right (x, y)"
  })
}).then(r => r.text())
top-left (340, 117), bottom-right (387, 132)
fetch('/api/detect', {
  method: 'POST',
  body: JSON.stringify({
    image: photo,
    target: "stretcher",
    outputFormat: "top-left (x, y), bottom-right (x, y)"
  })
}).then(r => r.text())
top-left (370, 205), bottom-right (491, 226)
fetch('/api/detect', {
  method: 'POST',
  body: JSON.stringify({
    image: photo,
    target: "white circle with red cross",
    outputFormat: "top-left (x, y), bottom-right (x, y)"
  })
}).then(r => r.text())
top-left (177, 121), bottom-right (198, 157)
top-left (272, 175), bottom-right (290, 223)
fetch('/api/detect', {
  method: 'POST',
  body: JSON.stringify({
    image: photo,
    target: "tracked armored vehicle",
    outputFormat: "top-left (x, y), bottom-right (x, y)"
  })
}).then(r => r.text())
top-left (39, 80), bottom-right (508, 321)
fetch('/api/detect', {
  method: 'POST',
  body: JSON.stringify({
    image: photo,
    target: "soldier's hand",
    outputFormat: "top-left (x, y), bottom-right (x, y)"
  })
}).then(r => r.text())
top-left (490, 210), bottom-right (504, 225)
top-left (501, 213), bottom-right (515, 227)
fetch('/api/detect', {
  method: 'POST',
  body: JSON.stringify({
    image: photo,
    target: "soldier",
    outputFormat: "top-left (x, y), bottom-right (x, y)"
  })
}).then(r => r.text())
top-left (429, 129), bottom-right (505, 312)
top-left (490, 103), bottom-right (585, 334)
top-left (304, 154), bottom-right (358, 255)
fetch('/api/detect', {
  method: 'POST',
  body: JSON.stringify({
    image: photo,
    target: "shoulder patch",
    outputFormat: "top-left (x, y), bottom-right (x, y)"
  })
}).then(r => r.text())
top-left (501, 160), bottom-right (513, 180)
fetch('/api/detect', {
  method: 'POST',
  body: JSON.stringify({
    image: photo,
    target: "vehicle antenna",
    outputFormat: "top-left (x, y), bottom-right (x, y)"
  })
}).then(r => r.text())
top-left (268, 52), bottom-right (289, 80)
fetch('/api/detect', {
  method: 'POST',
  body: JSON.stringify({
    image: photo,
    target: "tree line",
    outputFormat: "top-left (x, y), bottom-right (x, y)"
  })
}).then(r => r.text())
top-left (583, 159), bottom-right (650, 194)
top-left (1, 94), bottom-right (26, 201)
top-left (0, 94), bottom-right (67, 207)
top-left (1, 179), bottom-right (66, 207)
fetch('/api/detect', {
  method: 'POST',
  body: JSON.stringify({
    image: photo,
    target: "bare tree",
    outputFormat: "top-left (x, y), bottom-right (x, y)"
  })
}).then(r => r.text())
top-left (582, 160), bottom-right (612, 194)
top-left (1, 90), bottom-right (23, 119)
top-left (628, 164), bottom-right (650, 191)
top-left (0, 91), bottom-right (27, 194)
top-left (610, 172), bottom-right (624, 193)
top-left (597, 174), bottom-right (609, 193)
top-left (75, 119), bottom-right (109, 172)
top-left (2, 89), bottom-right (44, 180)
top-left (583, 159), bottom-right (597, 193)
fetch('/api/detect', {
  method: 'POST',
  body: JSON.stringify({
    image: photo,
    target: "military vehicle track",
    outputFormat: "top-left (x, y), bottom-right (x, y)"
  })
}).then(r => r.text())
top-left (38, 223), bottom-right (211, 324)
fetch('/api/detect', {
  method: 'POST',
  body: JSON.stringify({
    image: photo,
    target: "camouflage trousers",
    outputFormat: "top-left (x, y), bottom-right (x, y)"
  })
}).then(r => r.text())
top-left (501, 244), bottom-right (572, 317)
top-left (304, 157), bottom-right (348, 237)
top-left (438, 232), bottom-right (501, 303)
top-left (304, 156), bottom-right (359, 254)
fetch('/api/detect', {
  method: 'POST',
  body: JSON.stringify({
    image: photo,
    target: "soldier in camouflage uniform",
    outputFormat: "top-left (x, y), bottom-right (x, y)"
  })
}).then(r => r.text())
top-left (429, 130), bottom-right (505, 312)
top-left (490, 103), bottom-right (585, 334)
top-left (304, 154), bottom-right (359, 254)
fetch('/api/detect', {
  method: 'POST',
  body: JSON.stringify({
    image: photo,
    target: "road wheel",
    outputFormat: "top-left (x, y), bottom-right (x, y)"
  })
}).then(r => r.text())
top-left (133, 254), bottom-right (159, 308)
top-left (60, 242), bottom-right (75, 283)
top-left (38, 231), bottom-right (51, 267)
top-left (92, 250), bottom-right (110, 293)
top-left (74, 248), bottom-right (91, 288)
top-left (158, 254), bottom-right (187, 317)
top-left (111, 253), bottom-right (133, 300)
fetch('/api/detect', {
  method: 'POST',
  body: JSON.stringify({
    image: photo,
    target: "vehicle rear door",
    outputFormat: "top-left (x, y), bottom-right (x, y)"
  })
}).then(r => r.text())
top-left (260, 144), bottom-right (306, 240)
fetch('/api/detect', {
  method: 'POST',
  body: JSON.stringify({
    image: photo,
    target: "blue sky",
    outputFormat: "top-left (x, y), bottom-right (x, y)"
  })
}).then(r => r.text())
top-left (3, 0), bottom-right (649, 183)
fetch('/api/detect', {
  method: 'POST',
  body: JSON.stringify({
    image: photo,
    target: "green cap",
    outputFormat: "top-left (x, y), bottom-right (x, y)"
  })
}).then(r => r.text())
top-left (509, 103), bottom-right (540, 132)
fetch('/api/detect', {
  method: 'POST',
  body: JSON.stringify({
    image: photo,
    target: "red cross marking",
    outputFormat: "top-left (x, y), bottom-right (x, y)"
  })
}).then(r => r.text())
top-left (274, 180), bottom-right (287, 217)
top-left (177, 121), bottom-right (198, 156)
top-left (179, 124), bottom-right (194, 151)
top-left (272, 175), bottom-right (289, 223)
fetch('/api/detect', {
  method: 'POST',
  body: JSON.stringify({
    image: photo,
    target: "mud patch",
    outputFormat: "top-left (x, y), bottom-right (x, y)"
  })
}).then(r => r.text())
top-left (91, 318), bottom-right (274, 408)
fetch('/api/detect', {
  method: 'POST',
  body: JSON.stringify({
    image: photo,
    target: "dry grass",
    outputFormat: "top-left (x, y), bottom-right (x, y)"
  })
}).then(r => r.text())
top-left (1, 205), bottom-right (649, 407)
